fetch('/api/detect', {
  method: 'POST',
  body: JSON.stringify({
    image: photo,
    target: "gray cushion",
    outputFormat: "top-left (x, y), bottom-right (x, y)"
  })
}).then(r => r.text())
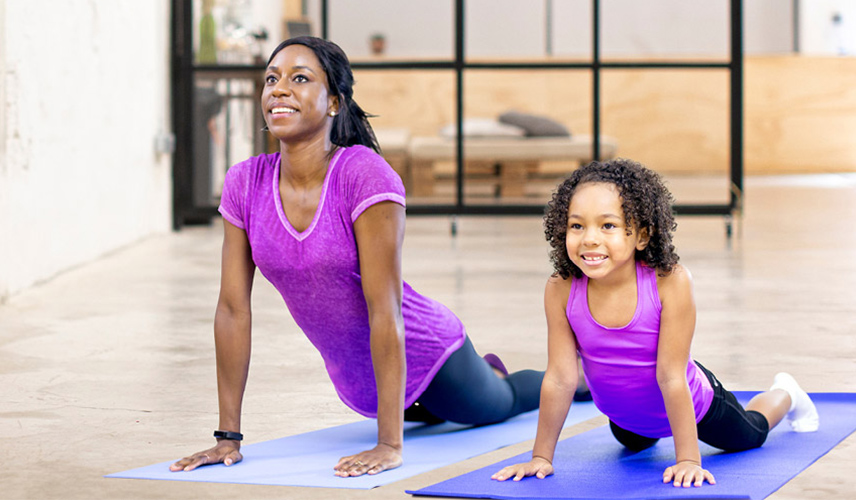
top-left (439, 118), bottom-right (526, 138)
top-left (498, 111), bottom-right (571, 137)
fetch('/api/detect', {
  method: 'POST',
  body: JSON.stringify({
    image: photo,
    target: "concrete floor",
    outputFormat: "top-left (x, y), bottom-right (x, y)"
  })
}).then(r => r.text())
top-left (3, 174), bottom-right (855, 499)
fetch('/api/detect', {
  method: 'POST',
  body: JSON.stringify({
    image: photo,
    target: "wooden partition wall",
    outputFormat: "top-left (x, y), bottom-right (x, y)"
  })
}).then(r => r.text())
top-left (353, 55), bottom-right (856, 176)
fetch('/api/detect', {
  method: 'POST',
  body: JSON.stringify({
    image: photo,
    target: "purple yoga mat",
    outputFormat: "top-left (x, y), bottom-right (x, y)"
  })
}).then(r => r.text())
top-left (408, 392), bottom-right (856, 500)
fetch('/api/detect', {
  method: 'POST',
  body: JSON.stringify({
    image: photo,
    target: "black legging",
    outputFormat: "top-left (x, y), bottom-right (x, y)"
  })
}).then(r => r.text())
top-left (404, 336), bottom-right (544, 425)
top-left (608, 361), bottom-right (770, 453)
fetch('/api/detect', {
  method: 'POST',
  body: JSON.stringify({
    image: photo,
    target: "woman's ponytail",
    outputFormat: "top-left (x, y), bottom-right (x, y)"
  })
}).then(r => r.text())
top-left (331, 97), bottom-right (380, 154)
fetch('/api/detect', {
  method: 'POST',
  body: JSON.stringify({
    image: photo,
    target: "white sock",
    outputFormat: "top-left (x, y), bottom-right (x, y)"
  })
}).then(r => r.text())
top-left (770, 372), bottom-right (819, 433)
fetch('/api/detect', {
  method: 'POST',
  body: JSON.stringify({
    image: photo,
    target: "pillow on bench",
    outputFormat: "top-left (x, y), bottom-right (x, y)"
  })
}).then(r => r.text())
top-left (498, 111), bottom-right (571, 137)
top-left (439, 118), bottom-right (526, 138)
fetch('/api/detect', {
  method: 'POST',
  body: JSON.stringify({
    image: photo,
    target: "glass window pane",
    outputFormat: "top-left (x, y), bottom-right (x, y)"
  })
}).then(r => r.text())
top-left (328, 0), bottom-right (454, 60)
top-left (745, 0), bottom-right (794, 55)
top-left (601, 69), bottom-right (730, 205)
top-left (352, 70), bottom-right (457, 203)
top-left (194, 72), bottom-right (266, 206)
top-left (551, 0), bottom-right (593, 59)
top-left (466, 0), bottom-right (546, 60)
top-left (460, 69), bottom-right (593, 205)
top-left (193, 0), bottom-right (285, 65)
top-left (600, 0), bottom-right (729, 61)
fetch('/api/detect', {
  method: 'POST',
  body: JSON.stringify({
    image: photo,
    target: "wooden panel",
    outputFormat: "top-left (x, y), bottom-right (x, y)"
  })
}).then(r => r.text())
top-left (352, 57), bottom-right (856, 175)
top-left (746, 56), bottom-right (856, 174)
top-left (352, 70), bottom-right (457, 136)
top-left (601, 69), bottom-right (730, 175)
top-left (463, 70), bottom-right (593, 137)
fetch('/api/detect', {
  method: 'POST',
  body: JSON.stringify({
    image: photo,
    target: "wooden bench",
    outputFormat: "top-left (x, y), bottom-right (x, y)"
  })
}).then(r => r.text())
top-left (408, 135), bottom-right (619, 197)
top-left (375, 127), bottom-right (412, 189)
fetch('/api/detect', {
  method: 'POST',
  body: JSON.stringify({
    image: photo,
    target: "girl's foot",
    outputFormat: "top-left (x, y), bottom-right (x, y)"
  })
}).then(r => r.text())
top-left (770, 372), bottom-right (819, 432)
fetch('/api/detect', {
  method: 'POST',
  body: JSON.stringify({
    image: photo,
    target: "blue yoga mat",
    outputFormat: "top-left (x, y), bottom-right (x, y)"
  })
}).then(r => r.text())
top-left (408, 392), bottom-right (856, 500)
top-left (107, 401), bottom-right (601, 489)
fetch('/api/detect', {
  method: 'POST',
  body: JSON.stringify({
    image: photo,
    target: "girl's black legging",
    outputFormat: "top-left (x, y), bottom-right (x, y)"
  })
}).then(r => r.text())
top-left (404, 336), bottom-right (544, 425)
top-left (608, 361), bottom-right (770, 452)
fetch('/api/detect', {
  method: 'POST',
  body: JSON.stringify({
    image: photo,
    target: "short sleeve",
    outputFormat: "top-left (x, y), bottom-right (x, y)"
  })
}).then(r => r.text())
top-left (218, 160), bottom-right (250, 229)
top-left (339, 146), bottom-right (407, 222)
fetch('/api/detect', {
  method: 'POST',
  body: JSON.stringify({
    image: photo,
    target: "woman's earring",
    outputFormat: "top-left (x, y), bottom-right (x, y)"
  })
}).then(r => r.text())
top-left (329, 111), bottom-right (337, 117)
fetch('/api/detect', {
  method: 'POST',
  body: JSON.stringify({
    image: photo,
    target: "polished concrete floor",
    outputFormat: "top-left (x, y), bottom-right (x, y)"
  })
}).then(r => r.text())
top-left (3, 174), bottom-right (855, 499)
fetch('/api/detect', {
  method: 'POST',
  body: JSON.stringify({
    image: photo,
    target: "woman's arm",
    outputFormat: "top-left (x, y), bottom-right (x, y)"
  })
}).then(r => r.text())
top-left (656, 265), bottom-right (714, 487)
top-left (334, 200), bottom-right (406, 477)
top-left (493, 275), bottom-right (578, 481)
top-left (171, 219), bottom-right (256, 471)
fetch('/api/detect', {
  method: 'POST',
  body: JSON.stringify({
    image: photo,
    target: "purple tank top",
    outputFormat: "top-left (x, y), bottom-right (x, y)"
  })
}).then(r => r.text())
top-left (218, 145), bottom-right (465, 417)
top-left (568, 261), bottom-right (713, 438)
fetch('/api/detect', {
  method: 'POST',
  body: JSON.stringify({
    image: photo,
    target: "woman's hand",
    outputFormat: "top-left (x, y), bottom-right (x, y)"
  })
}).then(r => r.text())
top-left (333, 443), bottom-right (403, 477)
top-left (491, 456), bottom-right (554, 481)
top-left (663, 460), bottom-right (715, 487)
top-left (169, 440), bottom-right (243, 472)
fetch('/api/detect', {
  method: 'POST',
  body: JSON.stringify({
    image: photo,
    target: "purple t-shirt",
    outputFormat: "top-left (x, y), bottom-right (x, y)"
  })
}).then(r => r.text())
top-left (218, 145), bottom-right (466, 417)
top-left (569, 261), bottom-right (713, 438)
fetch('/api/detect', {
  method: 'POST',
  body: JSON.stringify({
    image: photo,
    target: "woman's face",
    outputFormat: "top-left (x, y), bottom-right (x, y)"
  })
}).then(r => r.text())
top-left (261, 44), bottom-right (338, 144)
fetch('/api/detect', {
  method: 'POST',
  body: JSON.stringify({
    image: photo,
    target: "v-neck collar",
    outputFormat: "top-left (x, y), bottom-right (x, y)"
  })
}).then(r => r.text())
top-left (272, 148), bottom-right (344, 241)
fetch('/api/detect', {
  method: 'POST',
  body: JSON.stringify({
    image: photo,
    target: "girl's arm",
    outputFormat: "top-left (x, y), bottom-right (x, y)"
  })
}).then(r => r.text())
top-left (171, 219), bottom-right (256, 471)
top-left (334, 200), bottom-right (406, 477)
top-left (492, 275), bottom-right (579, 481)
top-left (656, 264), bottom-right (715, 487)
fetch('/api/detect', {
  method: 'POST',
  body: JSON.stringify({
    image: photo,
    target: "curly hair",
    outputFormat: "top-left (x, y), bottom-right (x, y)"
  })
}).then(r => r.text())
top-left (544, 158), bottom-right (679, 279)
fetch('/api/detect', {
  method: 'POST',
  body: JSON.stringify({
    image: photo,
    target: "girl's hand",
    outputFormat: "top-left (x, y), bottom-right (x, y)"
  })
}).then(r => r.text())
top-left (334, 443), bottom-right (403, 477)
top-left (491, 456), bottom-right (554, 481)
top-left (663, 460), bottom-right (715, 487)
top-left (169, 440), bottom-right (243, 472)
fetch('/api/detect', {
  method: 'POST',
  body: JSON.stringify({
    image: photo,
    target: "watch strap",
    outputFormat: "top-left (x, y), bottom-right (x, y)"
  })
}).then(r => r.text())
top-left (213, 430), bottom-right (243, 441)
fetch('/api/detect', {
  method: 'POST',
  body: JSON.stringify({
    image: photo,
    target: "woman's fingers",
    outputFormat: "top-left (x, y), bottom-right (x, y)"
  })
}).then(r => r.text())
top-left (333, 447), bottom-right (403, 477)
top-left (223, 449), bottom-right (243, 466)
top-left (169, 442), bottom-right (241, 472)
top-left (335, 458), bottom-right (371, 477)
top-left (170, 452), bottom-right (212, 472)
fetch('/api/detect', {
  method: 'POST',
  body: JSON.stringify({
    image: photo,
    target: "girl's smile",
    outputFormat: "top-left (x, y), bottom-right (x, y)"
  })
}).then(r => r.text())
top-left (565, 182), bottom-right (649, 284)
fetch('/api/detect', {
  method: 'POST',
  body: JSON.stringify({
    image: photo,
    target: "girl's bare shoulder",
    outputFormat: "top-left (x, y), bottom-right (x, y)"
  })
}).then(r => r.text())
top-left (545, 273), bottom-right (573, 302)
top-left (656, 264), bottom-right (694, 300)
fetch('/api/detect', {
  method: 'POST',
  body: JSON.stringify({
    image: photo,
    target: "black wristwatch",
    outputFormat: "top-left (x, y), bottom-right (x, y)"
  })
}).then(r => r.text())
top-left (213, 430), bottom-right (244, 441)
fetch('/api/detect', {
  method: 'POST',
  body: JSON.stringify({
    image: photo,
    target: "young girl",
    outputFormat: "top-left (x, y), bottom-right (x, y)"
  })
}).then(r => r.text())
top-left (492, 159), bottom-right (818, 488)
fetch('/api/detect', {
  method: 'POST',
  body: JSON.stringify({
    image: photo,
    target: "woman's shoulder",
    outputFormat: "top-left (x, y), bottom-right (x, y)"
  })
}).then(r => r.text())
top-left (226, 152), bottom-right (280, 180)
top-left (336, 145), bottom-right (388, 171)
top-left (334, 145), bottom-right (403, 189)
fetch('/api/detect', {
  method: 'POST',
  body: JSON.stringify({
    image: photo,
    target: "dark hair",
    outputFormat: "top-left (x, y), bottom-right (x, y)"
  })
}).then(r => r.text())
top-left (544, 158), bottom-right (679, 279)
top-left (267, 36), bottom-right (380, 153)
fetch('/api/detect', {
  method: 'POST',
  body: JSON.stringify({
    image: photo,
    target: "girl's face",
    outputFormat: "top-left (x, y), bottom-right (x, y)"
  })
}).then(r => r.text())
top-left (261, 44), bottom-right (338, 144)
top-left (565, 182), bottom-right (650, 284)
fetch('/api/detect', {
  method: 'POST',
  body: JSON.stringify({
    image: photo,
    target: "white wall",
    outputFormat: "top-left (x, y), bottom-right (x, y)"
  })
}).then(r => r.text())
top-left (799, 0), bottom-right (856, 55)
top-left (0, 0), bottom-right (173, 302)
top-left (0, 0), bottom-right (6, 178)
top-left (323, 0), bottom-right (794, 59)
top-left (327, 0), bottom-right (455, 59)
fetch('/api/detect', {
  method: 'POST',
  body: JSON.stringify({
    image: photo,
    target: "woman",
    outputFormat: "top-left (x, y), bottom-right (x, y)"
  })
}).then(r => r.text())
top-left (169, 36), bottom-right (545, 478)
